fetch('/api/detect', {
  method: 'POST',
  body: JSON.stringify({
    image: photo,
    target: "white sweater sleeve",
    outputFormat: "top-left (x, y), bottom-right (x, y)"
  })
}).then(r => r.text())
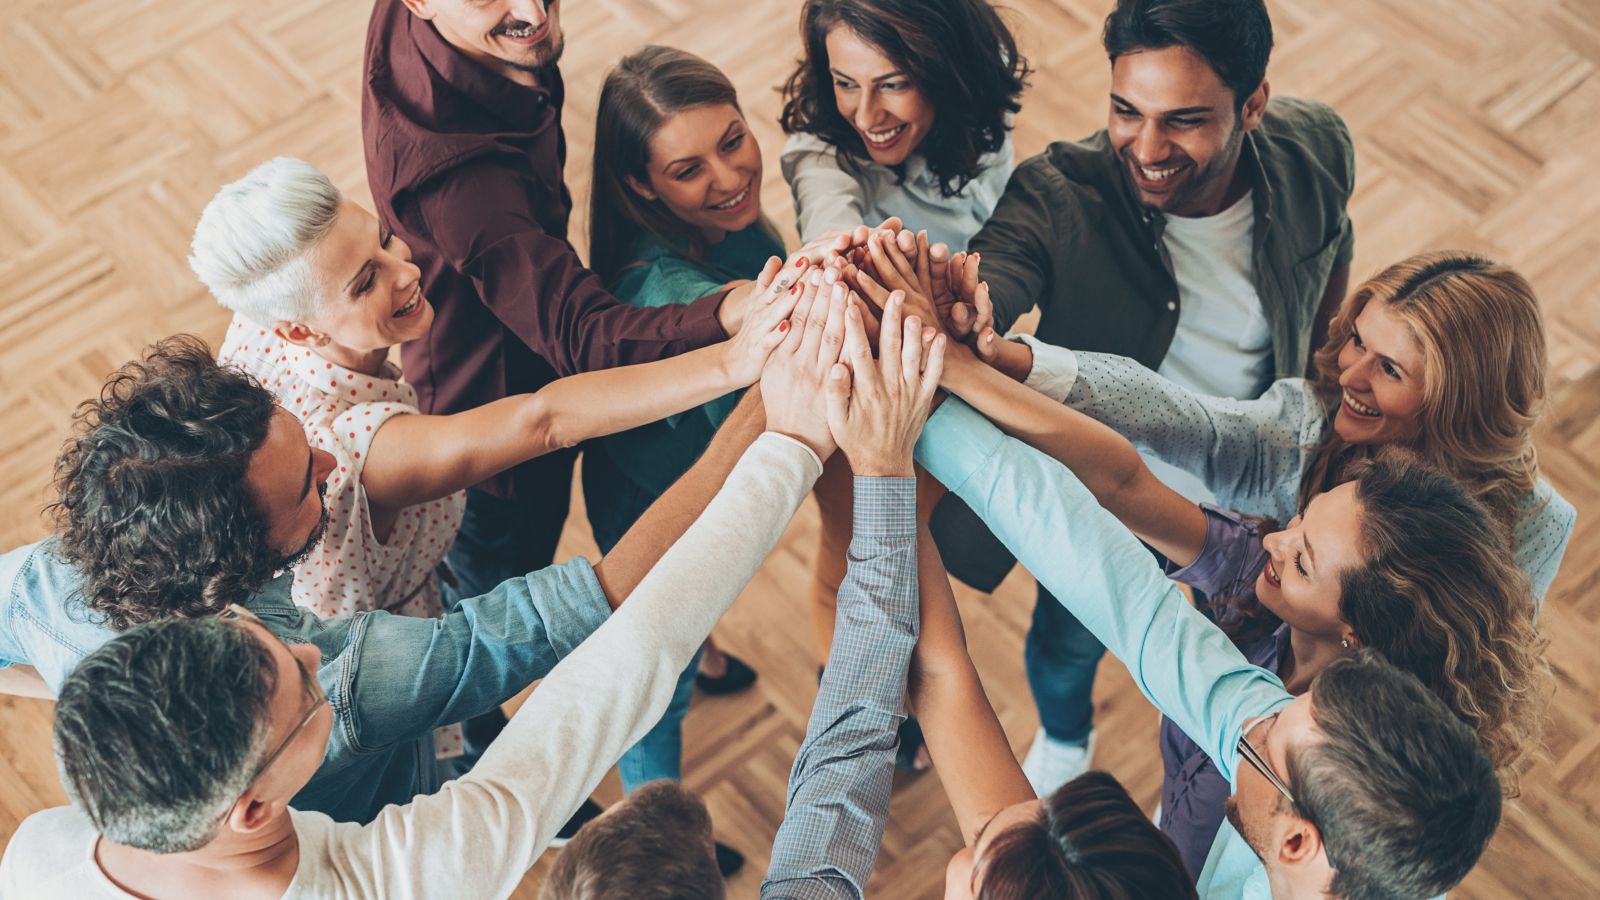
top-left (782, 132), bottom-right (868, 242)
top-left (293, 434), bottom-right (824, 900)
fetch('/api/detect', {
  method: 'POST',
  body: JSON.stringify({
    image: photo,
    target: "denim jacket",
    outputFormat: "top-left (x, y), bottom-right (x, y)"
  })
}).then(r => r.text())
top-left (0, 538), bottom-right (611, 823)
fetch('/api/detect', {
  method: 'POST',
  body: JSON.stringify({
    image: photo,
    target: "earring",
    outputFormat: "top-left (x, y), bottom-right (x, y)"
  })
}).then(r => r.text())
top-left (1341, 639), bottom-right (1350, 649)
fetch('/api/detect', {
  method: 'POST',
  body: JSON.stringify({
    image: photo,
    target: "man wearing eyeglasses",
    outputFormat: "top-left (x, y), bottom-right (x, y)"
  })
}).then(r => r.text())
top-left (914, 398), bottom-right (1501, 900)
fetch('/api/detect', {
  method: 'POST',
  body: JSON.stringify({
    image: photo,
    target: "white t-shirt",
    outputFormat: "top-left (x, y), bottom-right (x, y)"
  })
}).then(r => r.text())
top-left (1148, 191), bottom-right (1270, 504)
top-left (0, 434), bottom-right (823, 900)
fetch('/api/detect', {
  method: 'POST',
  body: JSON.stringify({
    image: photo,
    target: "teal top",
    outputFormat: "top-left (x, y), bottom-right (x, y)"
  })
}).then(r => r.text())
top-left (595, 225), bottom-right (785, 501)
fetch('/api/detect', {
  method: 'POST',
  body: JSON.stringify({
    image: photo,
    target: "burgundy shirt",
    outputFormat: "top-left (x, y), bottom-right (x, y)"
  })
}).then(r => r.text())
top-left (1158, 504), bottom-right (1287, 882)
top-left (361, 0), bottom-right (729, 502)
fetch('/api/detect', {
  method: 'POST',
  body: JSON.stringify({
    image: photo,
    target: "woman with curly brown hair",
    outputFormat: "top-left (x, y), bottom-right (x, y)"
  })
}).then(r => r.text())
top-left (779, 0), bottom-right (1029, 253)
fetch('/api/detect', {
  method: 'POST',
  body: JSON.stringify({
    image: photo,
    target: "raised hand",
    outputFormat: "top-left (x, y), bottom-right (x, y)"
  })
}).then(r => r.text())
top-left (718, 255), bottom-right (817, 336)
top-left (723, 257), bottom-right (807, 385)
top-left (824, 291), bottom-right (946, 477)
top-left (761, 273), bottom-right (850, 460)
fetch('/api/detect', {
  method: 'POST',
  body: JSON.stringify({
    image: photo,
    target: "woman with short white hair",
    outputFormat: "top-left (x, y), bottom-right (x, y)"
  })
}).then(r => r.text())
top-left (190, 157), bottom-right (797, 625)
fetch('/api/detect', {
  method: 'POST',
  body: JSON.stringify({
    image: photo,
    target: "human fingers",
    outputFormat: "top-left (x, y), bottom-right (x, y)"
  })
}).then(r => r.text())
top-left (845, 262), bottom-right (891, 309)
top-left (914, 231), bottom-right (935, 296)
top-left (879, 291), bottom-right (905, 377)
top-left (900, 313), bottom-right (925, 387)
top-left (848, 292), bottom-right (882, 346)
top-left (949, 302), bottom-right (974, 339)
top-left (919, 333), bottom-right (947, 406)
top-left (824, 361), bottom-right (852, 440)
top-left (817, 282), bottom-right (849, 369)
top-left (877, 231), bottom-right (920, 288)
top-left (797, 272), bottom-right (834, 360)
top-left (842, 299), bottom-right (876, 374)
top-left (973, 281), bottom-right (995, 335)
top-left (752, 255), bottom-right (783, 296)
top-left (782, 272), bottom-right (823, 352)
top-left (874, 215), bottom-right (905, 233)
top-left (962, 252), bottom-right (981, 300)
top-left (974, 327), bottom-right (1001, 364)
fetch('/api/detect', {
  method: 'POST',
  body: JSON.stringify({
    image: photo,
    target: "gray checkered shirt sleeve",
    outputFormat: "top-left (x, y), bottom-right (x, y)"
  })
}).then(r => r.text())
top-left (760, 476), bottom-right (919, 899)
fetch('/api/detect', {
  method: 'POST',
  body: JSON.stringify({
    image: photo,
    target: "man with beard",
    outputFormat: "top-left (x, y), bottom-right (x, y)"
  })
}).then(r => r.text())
top-left (930, 0), bottom-right (1357, 797)
top-left (360, 4), bottom-right (791, 868)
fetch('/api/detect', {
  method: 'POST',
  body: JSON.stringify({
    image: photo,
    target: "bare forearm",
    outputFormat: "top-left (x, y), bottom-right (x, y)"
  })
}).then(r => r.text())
top-left (362, 345), bottom-right (739, 512)
top-left (594, 387), bottom-right (767, 607)
top-left (942, 355), bottom-right (1207, 565)
top-left (907, 529), bottom-right (1034, 844)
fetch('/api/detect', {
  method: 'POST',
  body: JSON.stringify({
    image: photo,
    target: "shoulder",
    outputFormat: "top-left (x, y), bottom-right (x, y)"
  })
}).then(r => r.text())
top-left (1256, 97), bottom-right (1355, 192)
top-left (999, 135), bottom-right (1116, 216)
top-left (1521, 479), bottom-right (1578, 538)
top-left (614, 252), bottom-right (721, 308)
top-left (1, 806), bottom-right (97, 890)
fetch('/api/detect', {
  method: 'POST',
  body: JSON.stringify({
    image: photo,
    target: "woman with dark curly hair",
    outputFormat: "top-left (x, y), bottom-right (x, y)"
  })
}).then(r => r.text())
top-left (779, 0), bottom-right (1029, 252)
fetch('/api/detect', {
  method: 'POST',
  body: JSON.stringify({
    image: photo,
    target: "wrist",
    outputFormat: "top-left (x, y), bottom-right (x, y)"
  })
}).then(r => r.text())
top-left (715, 285), bottom-right (749, 336)
top-left (846, 453), bottom-right (914, 478)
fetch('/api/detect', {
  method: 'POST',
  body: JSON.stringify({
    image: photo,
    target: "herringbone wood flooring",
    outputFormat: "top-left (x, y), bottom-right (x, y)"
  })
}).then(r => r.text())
top-left (1, 1), bottom-right (1597, 897)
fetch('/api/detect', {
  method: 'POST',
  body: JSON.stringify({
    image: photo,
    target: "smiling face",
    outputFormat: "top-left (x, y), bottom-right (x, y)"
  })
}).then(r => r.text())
top-left (402, 0), bottom-right (563, 85)
top-left (245, 407), bottom-right (336, 561)
top-left (1333, 300), bottom-right (1428, 446)
top-left (1108, 45), bottom-right (1265, 217)
top-left (291, 200), bottom-right (432, 354)
top-left (942, 798), bottom-right (1043, 899)
top-left (1256, 483), bottom-right (1365, 644)
top-left (626, 103), bottom-right (763, 243)
top-left (825, 24), bottom-right (935, 167)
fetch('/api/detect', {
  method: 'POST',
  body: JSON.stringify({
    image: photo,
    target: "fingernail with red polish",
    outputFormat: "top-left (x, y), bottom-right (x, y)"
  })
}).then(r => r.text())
top-left (778, 320), bottom-right (790, 333)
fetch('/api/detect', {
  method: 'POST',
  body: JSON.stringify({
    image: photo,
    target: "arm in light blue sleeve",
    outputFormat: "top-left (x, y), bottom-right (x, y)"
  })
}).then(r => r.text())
top-left (914, 399), bottom-right (1291, 781)
top-left (338, 558), bottom-right (612, 751)
top-left (761, 477), bottom-right (919, 899)
top-left (1018, 336), bottom-right (1323, 524)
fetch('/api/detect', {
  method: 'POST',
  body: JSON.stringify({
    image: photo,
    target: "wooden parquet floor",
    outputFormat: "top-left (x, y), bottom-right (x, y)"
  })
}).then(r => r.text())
top-left (1, 1), bottom-right (1597, 897)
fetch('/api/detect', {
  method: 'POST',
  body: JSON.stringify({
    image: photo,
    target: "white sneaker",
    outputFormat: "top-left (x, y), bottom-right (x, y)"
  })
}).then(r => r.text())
top-left (1021, 726), bottom-right (1095, 798)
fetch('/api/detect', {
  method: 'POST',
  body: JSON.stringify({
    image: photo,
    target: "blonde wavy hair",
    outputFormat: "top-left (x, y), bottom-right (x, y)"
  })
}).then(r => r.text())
top-left (1301, 250), bottom-right (1548, 534)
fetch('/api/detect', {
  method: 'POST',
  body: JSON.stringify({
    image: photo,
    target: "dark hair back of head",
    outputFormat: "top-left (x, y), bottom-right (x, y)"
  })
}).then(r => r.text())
top-left (588, 45), bottom-right (741, 286)
top-left (978, 771), bottom-right (1197, 899)
top-left (1295, 650), bottom-right (1501, 900)
top-left (48, 334), bottom-right (280, 630)
top-left (54, 617), bottom-right (277, 853)
top-left (780, 0), bottom-right (1030, 197)
top-left (1102, 0), bottom-right (1273, 107)
top-left (539, 780), bottom-right (723, 900)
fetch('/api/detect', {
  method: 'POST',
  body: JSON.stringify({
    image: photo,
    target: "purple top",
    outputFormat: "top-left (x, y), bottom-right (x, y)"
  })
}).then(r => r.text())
top-left (1158, 504), bottom-right (1290, 881)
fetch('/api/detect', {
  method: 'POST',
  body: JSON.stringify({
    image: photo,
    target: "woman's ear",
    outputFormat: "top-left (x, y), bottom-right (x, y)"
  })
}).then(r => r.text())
top-left (1339, 625), bottom-right (1360, 650)
top-left (274, 321), bottom-right (329, 349)
top-left (624, 174), bottom-right (658, 202)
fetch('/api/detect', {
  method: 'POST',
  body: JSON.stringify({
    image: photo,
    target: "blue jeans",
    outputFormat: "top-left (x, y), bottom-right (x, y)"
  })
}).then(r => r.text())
top-left (582, 449), bottom-right (702, 792)
top-left (1025, 582), bottom-right (1105, 745)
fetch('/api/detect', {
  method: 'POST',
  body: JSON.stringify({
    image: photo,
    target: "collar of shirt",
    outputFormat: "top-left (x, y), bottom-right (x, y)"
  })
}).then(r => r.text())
top-left (282, 341), bottom-right (405, 405)
top-left (405, 8), bottom-right (555, 128)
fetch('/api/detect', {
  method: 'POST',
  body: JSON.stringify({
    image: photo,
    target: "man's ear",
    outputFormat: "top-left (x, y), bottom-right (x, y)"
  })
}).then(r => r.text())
top-left (624, 174), bottom-right (658, 202)
top-left (397, 0), bottom-right (438, 20)
top-left (1278, 815), bottom-right (1325, 870)
top-left (225, 791), bottom-right (278, 837)
top-left (274, 321), bottom-right (329, 349)
top-left (1239, 79), bottom-right (1270, 133)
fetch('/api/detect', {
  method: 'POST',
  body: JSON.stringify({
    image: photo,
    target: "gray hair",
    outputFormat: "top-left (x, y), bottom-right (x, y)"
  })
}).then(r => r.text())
top-left (189, 157), bottom-right (342, 325)
top-left (54, 618), bottom-right (278, 853)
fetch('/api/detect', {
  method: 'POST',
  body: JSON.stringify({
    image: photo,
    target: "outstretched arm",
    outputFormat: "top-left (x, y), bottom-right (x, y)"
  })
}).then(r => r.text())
top-left (361, 258), bottom-right (805, 514)
top-left (940, 341), bottom-right (1207, 567)
top-left (762, 292), bottom-right (944, 897)
top-left (906, 529), bottom-right (1034, 846)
